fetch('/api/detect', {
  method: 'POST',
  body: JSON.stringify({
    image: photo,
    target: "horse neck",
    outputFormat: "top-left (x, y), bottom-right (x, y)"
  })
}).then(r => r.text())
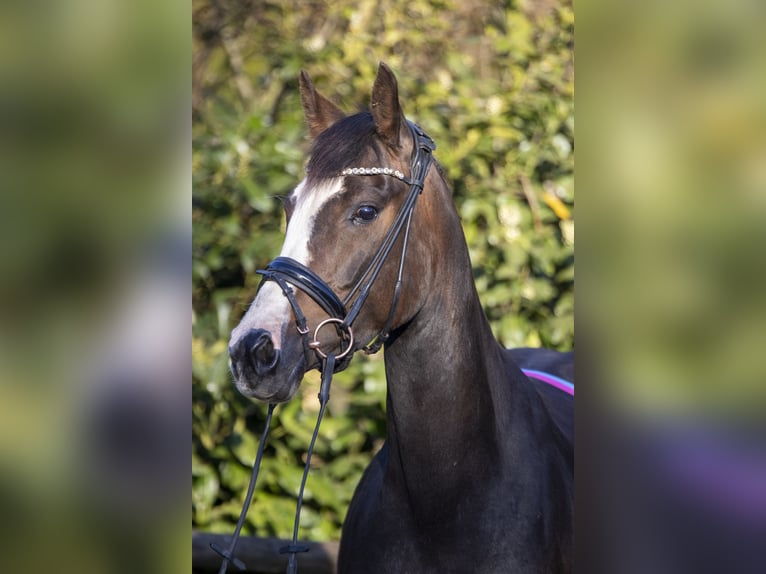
top-left (381, 189), bottom-right (523, 509)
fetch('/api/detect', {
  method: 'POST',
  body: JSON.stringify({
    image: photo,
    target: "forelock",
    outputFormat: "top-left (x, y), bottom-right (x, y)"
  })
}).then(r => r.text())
top-left (306, 112), bottom-right (383, 184)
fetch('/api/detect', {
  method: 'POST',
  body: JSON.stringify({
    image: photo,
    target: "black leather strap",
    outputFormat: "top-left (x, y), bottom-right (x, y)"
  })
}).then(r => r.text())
top-left (257, 256), bottom-right (347, 320)
top-left (258, 120), bottom-right (435, 357)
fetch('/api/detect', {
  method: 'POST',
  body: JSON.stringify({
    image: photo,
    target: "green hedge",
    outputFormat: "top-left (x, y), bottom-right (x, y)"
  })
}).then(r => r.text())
top-left (193, 0), bottom-right (573, 541)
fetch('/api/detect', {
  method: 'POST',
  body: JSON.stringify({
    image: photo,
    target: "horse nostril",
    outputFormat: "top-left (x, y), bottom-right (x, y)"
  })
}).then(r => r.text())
top-left (230, 328), bottom-right (280, 377)
top-left (251, 332), bottom-right (277, 368)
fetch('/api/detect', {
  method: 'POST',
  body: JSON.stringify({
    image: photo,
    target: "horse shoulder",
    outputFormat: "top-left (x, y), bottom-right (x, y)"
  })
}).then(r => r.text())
top-left (339, 443), bottom-right (397, 572)
top-left (341, 443), bottom-right (386, 533)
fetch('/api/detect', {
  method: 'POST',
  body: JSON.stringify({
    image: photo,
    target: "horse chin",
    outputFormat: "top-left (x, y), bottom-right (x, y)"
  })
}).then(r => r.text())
top-left (233, 359), bottom-right (306, 404)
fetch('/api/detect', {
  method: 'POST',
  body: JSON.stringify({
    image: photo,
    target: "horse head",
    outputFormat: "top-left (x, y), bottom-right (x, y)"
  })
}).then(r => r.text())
top-left (228, 63), bottom-right (449, 402)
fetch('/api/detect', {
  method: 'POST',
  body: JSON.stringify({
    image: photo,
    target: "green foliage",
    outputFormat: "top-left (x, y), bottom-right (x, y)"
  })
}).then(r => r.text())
top-left (193, 0), bottom-right (573, 541)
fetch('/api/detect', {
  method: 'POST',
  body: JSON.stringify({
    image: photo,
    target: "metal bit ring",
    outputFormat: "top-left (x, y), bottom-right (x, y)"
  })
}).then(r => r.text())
top-left (308, 318), bottom-right (354, 360)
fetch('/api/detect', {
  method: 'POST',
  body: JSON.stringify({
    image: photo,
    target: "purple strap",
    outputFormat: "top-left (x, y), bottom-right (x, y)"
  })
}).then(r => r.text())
top-left (522, 369), bottom-right (574, 396)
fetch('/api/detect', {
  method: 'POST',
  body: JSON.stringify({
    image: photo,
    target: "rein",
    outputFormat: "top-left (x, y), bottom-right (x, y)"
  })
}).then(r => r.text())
top-left (213, 120), bottom-right (435, 573)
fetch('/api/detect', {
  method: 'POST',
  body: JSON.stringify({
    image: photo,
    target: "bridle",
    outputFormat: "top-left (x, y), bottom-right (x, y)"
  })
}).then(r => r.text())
top-left (259, 120), bottom-right (436, 361)
top-left (213, 120), bottom-right (436, 573)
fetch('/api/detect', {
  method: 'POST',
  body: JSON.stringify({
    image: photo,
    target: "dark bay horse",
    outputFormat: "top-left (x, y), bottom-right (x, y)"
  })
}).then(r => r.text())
top-left (228, 63), bottom-right (573, 573)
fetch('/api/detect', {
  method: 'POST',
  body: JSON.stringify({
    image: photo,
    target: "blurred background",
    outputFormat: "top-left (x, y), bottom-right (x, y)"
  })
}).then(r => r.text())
top-left (0, 0), bottom-right (189, 572)
top-left (0, 0), bottom-right (762, 572)
top-left (579, 0), bottom-right (766, 571)
top-left (192, 0), bottom-right (574, 549)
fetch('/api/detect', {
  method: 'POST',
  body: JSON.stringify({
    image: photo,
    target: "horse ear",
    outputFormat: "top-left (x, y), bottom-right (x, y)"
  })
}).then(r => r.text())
top-left (371, 62), bottom-right (406, 148)
top-left (299, 70), bottom-right (346, 138)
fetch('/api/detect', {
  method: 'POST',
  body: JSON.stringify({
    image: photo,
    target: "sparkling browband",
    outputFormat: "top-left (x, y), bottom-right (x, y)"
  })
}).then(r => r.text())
top-left (340, 166), bottom-right (411, 183)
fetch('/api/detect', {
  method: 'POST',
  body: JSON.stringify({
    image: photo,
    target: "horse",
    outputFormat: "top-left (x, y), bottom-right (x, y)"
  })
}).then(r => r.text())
top-left (228, 62), bottom-right (574, 573)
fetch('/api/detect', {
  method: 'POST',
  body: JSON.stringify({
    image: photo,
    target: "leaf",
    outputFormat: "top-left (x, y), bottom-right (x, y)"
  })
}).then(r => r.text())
top-left (192, 464), bottom-right (220, 523)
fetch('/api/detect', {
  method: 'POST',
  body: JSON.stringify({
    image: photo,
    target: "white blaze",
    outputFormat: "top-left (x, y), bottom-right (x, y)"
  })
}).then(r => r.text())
top-left (230, 177), bottom-right (345, 349)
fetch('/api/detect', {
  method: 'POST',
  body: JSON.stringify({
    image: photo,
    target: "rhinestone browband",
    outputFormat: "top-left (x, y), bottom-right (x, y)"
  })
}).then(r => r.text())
top-left (340, 166), bottom-right (411, 183)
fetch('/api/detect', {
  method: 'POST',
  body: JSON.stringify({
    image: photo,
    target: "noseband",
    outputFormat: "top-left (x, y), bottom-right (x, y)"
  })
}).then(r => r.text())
top-left (214, 121), bottom-right (435, 574)
top-left (257, 120), bottom-right (436, 362)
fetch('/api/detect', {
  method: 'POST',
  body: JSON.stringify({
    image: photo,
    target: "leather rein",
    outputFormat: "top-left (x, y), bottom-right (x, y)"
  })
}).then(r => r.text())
top-left (213, 120), bottom-right (435, 573)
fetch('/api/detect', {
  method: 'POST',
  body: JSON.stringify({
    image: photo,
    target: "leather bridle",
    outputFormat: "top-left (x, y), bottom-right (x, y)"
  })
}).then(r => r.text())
top-left (256, 120), bottom-right (436, 363)
top-left (213, 120), bottom-right (435, 574)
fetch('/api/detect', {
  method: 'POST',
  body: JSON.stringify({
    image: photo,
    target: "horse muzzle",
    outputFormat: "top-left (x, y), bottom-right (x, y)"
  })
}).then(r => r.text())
top-left (229, 328), bottom-right (280, 376)
top-left (228, 327), bottom-right (303, 402)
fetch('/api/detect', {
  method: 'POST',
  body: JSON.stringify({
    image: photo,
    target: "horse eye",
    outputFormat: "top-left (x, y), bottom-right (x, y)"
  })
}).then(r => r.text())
top-left (353, 205), bottom-right (378, 223)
